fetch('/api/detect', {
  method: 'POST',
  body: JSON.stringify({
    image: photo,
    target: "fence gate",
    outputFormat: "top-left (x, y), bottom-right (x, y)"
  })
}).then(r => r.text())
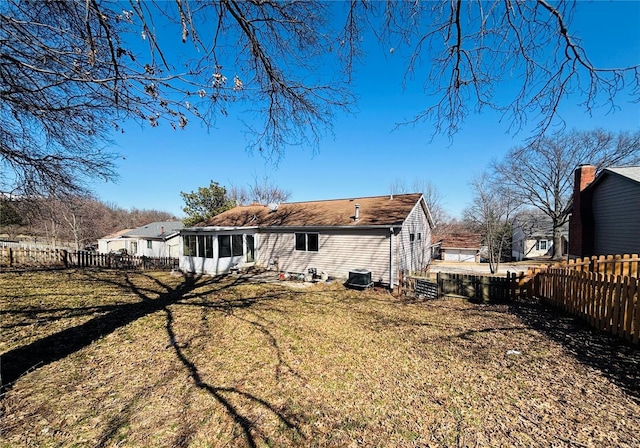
top-left (414, 278), bottom-right (438, 300)
top-left (404, 272), bottom-right (518, 302)
top-left (438, 272), bottom-right (512, 302)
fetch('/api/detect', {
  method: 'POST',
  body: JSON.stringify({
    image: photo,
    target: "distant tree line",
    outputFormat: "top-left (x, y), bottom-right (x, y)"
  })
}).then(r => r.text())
top-left (0, 195), bottom-right (176, 250)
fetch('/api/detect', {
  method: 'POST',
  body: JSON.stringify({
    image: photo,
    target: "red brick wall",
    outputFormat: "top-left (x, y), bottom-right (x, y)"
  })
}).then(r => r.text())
top-left (568, 165), bottom-right (596, 257)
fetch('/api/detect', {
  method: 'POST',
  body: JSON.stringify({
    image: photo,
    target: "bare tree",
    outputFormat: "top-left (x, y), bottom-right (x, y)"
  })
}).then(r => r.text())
top-left (463, 173), bottom-right (518, 273)
top-left (229, 175), bottom-right (290, 206)
top-left (390, 178), bottom-right (448, 228)
top-left (5, 195), bottom-right (176, 247)
top-left (0, 1), bottom-right (353, 196)
top-left (492, 128), bottom-right (640, 259)
top-left (2, 1), bottom-right (638, 197)
top-left (389, 179), bottom-right (409, 196)
top-left (377, 1), bottom-right (639, 139)
top-left (411, 179), bottom-right (449, 229)
top-left (34, 195), bottom-right (107, 250)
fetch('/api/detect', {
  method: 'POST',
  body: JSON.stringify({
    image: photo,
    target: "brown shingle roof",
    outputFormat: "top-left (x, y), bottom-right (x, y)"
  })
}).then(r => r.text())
top-left (198, 193), bottom-right (424, 228)
top-left (434, 233), bottom-right (483, 249)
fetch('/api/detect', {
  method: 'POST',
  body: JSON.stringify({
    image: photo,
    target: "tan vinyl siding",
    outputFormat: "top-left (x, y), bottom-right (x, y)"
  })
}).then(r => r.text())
top-left (257, 229), bottom-right (392, 283)
top-left (592, 175), bottom-right (640, 255)
top-left (396, 202), bottom-right (432, 273)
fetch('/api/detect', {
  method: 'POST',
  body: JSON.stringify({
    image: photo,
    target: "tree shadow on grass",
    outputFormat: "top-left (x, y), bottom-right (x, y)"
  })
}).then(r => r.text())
top-left (1, 270), bottom-right (303, 448)
top-left (1, 272), bottom-right (220, 392)
top-left (163, 307), bottom-right (302, 448)
top-left (510, 298), bottom-right (640, 404)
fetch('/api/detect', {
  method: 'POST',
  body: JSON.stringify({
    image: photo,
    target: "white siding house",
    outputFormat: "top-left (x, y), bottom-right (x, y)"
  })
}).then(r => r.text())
top-left (97, 228), bottom-right (133, 254)
top-left (98, 221), bottom-right (183, 258)
top-left (180, 193), bottom-right (433, 288)
top-left (512, 212), bottom-right (567, 261)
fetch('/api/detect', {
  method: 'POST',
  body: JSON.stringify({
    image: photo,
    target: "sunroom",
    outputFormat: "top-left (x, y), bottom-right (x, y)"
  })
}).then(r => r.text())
top-left (179, 227), bottom-right (258, 275)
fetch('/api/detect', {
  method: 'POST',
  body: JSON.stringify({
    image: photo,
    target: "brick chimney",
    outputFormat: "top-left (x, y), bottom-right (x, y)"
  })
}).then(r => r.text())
top-left (568, 165), bottom-right (596, 258)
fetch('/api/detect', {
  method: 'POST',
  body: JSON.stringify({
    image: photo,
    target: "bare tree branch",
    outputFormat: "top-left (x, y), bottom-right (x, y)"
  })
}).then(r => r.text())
top-left (492, 128), bottom-right (640, 259)
top-left (1, 0), bottom-right (637, 198)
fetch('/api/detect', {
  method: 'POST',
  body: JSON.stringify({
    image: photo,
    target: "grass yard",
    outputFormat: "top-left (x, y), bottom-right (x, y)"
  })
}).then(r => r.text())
top-left (1, 269), bottom-right (639, 447)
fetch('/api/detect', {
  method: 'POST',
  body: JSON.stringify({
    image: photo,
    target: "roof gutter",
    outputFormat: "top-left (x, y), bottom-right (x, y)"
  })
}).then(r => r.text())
top-left (182, 225), bottom-right (403, 232)
top-left (182, 226), bottom-right (260, 232)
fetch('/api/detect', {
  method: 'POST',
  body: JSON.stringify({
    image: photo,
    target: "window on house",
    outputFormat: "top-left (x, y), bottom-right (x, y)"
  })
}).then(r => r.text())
top-left (147, 240), bottom-right (153, 249)
top-left (218, 235), bottom-right (231, 258)
top-left (246, 235), bottom-right (255, 262)
top-left (204, 235), bottom-right (213, 258)
top-left (295, 233), bottom-right (319, 252)
top-left (410, 233), bottom-right (415, 242)
top-left (183, 235), bottom-right (196, 256)
top-left (418, 233), bottom-right (422, 241)
top-left (232, 234), bottom-right (243, 256)
top-left (197, 235), bottom-right (214, 258)
top-left (197, 235), bottom-right (205, 257)
top-left (184, 234), bottom-right (214, 258)
top-left (537, 240), bottom-right (548, 251)
top-left (218, 234), bottom-right (244, 258)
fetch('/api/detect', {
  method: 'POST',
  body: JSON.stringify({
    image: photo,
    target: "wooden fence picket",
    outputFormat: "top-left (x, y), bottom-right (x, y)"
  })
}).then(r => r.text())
top-left (1, 247), bottom-right (178, 271)
top-left (533, 265), bottom-right (639, 344)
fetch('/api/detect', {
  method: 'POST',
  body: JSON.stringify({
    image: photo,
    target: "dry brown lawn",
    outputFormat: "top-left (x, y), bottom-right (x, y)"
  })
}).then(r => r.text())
top-left (1, 269), bottom-right (638, 447)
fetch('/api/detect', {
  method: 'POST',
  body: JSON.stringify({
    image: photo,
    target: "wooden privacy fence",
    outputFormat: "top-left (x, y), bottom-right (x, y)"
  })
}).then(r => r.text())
top-left (536, 268), bottom-right (639, 344)
top-left (0, 247), bottom-right (178, 271)
top-left (402, 271), bottom-right (526, 302)
top-left (498, 253), bottom-right (639, 344)
top-left (562, 254), bottom-right (640, 277)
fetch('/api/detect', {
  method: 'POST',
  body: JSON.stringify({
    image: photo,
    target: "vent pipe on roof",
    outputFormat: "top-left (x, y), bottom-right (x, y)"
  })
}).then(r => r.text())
top-left (161, 226), bottom-right (164, 235)
top-left (355, 204), bottom-right (360, 221)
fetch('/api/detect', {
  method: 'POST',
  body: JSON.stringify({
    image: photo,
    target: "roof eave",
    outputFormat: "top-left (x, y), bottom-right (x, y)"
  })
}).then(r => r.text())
top-left (261, 224), bottom-right (403, 231)
top-left (182, 224), bottom-right (402, 232)
top-left (182, 226), bottom-right (261, 232)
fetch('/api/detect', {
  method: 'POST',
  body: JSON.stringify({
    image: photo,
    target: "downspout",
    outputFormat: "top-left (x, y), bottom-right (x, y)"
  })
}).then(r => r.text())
top-left (389, 227), bottom-right (394, 290)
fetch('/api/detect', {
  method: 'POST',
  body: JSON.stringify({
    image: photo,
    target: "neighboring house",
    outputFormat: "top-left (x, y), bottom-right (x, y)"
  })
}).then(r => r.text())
top-left (569, 165), bottom-right (640, 258)
top-left (511, 212), bottom-right (568, 261)
top-left (97, 228), bottom-right (133, 254)
top-left (431, 233), bottom-right (482, 262)
top-left (98, 221), bottom-right (184, 258)
top-left (179, 193), bottom-right (433, 288)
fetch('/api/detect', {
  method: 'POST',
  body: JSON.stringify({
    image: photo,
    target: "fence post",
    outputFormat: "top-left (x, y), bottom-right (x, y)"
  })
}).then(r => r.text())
top-left (507, 271), bottom-right (518, 301)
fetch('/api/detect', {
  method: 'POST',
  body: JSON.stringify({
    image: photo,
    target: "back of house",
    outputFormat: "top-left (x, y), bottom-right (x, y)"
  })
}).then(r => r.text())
top-left (180, 193), bottom-right (433, 287)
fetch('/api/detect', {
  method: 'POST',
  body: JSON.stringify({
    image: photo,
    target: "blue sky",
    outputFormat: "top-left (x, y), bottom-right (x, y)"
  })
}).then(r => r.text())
top-left (92, 1), bottom-right (640, 220)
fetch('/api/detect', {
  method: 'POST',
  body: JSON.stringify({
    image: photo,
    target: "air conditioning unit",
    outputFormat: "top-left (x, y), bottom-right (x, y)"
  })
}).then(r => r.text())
top-left (347, 269), bottom-right (373, 289)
